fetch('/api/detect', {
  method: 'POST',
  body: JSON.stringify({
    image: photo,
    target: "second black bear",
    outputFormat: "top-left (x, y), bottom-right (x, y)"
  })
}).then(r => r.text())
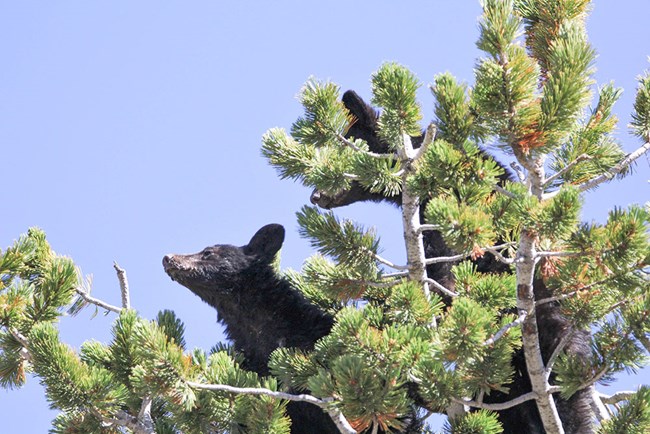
top-left (309, 90), bottom-right (593, 434)
top-left (163, 224), bottom-right (338, 434)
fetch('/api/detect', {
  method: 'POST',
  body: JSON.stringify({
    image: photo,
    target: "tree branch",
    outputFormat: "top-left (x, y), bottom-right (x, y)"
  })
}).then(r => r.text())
top-left (536, 250), bottom-right (581, 259)
top-left (494, 184), bottom-right (518, 199)
top-left (372, 252), bottom-right (409, 271)
top-left (510, 162), bottom-right (526, 182)
top-left (113, 262), bottom-right (131, 309)
top-left (336, 132), bottom-right (396, 160)
top-left (545, 329), bottom-right (574, 378)
top-left (381, 270), bottom-right (409, 279)
top-left (186, 381), bottom-right (356, 434)
top-left (9, 328), bottom-right (32, 362)
top-left (10, 328), bottom-right (154, 433)
top-left (424, 252), bottom-right (466, 265)
top-left (138, 395), bottom-right (154, 432)
top-left (543, 153), bottom-right (593, 187)
top-left (590, 387), bottom-right (611, 422)
top-left (425, 244), bottom-right (514, 265)
top-left (412, 123), bottom-right (437, 162)
top-left (484, 245), bottom-right (515, 265)
top-left (574, 141), bottom-right (650, 193)
top-left (95, 409), bottom-right (156, 434)
top-left (418, 224), bottom-right (441, 234)
top-left (453, 387), bottom-right (560, 412)
top-left (74, 287), bottom-right (122, 314)
top-left (424, 278), bottom-right (459, 298)
top-left (484, 311), bottom-right (527, 346)
top-left (516, 230), bottom-right (565, 432)
top-left (599, 390), bottom-right (637, 405)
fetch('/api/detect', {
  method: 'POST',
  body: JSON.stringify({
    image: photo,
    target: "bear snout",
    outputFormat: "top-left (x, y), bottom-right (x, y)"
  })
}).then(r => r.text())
top-left (309, 189), bottom-right (321, 205)
top-left (310, 189), bottom-right (334, 209)
top-left (162, 255), bottom-right (176, 272)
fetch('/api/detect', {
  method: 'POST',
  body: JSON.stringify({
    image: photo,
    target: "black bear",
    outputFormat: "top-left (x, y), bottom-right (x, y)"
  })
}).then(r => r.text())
top-left (311, 90), bottom-right (512, 294)
top-left (163, 224), bottom-right (339, 434)
top-left (309, 90), bottom-right (593, 434)
top-left (162, 224), bottom-right (423, 433)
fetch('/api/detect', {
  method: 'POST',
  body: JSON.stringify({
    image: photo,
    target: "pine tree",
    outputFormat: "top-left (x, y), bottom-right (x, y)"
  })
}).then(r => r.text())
top-left (1, 1), bottom-right (649, 433)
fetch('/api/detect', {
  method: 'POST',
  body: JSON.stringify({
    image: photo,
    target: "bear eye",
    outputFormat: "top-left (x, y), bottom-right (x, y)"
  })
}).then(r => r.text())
top-left (201, 251), bottom-right (215, 260)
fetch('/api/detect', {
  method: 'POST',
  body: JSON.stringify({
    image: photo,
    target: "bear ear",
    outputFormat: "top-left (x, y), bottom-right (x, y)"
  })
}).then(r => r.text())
top-left (244, 224), bottom-right (285, 258)
top-left (342, 90), bottom-right (378, 127)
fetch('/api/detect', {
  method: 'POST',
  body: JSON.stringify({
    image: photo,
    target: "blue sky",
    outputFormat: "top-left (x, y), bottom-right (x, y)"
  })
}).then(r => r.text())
top-left (1, 2), bottom-right (648, 432)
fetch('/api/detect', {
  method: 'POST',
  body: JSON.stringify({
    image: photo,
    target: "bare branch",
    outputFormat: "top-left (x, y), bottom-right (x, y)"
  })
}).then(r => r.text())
top-left (138, 395), bottom-right (154, 432)
top-left (336, 132), bottom-right (396, 160)
top-left (599, 390), bottom-right (637, 405)
top-left (95, 409), bottom-right (155, 434)
top-left (373, 252), bottom-right (409, 270)
top-left (113, 262), bottom-right (131, 309)
top-left (339, 278), bottom-right (402, 289)
top-left (426, 243), bottom-right (514, 265)
top-left (9, 328), bottom-right (29, 347)
top-left (484, 245), bottom-right (515, 265)
top-left (591, 387), bottom-right (611, 422)
top-left (545, 329), bottom-right (574, 378)
top-left (543, 154), bottom-right (593, 187)
top-left (9, 328), bottom-right (32, 362)
top-left (484, 311), bottom-right (527, 346)
top-left (424, 278), bottom-right (459, 298)
top-left (452, 388), bottom-right (561, 411)
top-left (510, 162), bottom-right (526, 182)
top-left (424, 252), bottom-right (466, 265)
top-left (536, 275), bottom-right (622, 307)
top-left (412, 123), bottom-right (437, 162)
top-left (187, 381), bottom-right (356, 434)
top-left (418, 224), bottom-right (441, 234)
top-left (494, 184), bottom-right (518, 199)
top-left (74, 287), bottom-right (122, 314)
top-left (576, 141), bottom-right (650, 192)
top-left (536, 250), bottom-right (581, 259)
top-left (573, 367), bottom-right (610, 394)
top-left (381, 271), bottom-right (409, 279)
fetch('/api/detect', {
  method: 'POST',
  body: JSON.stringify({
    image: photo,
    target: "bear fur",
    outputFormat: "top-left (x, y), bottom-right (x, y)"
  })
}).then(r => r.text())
top-left (163, 224), bottom-right (338, 434)
top-left (162, 224), bottom-right (423, 433)
top-left (309, 90), bottom-right (593, 434)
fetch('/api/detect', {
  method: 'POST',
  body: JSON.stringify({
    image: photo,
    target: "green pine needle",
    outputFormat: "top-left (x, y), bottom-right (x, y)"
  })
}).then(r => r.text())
top-left (598, 386), bottom-right (650, 434)
top-left (371, 63), bottom-right (423, 148)
top-left (297, 205), bottom-right (380, 275)
top-left (631, 71), bottom-right (650, 141)
top-left (156, 309), bottom-right (187, 351)
top-left (444, 409), bottom-right (503, 434)
top-left (291, 78), bottom-right (350, 148)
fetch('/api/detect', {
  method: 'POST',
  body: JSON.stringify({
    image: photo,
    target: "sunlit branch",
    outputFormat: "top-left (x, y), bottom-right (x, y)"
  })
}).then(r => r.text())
top-left (545, 329), bottom-right (574, 378)
top-left (484, 311), bottom-right (527, 346)
top-left (113, 262), bottom-right (130, 310)
top-left (74, 287), bottom-right (122, 314)
top-left (187, 381), bottom-right (356, 434)
top-left (599, 390), bottom-right (637, 405)
top-left (454, 386), bottom-right (560, 412)
top-left (423, 278), bottom-right (459, 298)
top-left (336, 132), bottom-right (396, 160)
top-left (412, 123), bottom-right (437, 162)
top-left (543, 153), bottom-right (592, 187)
top-left (494, 184), bottom-right (518, 199)
top-left (510, 162), bottom-right (526, 182)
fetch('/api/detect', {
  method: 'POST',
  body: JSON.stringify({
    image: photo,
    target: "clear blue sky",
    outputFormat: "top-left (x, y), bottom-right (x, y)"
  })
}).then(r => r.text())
top-left (1, 2), bottom-right (648, 432)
